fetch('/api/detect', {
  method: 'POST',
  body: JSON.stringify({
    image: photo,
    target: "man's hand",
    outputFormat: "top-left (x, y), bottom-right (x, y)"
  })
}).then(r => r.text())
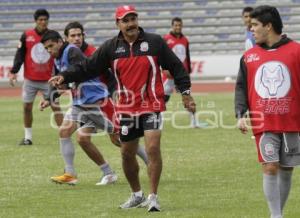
top-left (237, 117), bottom-right (248, 134)
top-left (48, 75), bottom-right (64, 88)
top-left (9, 73), bottom-right (17, 87)
top-left (182, 95), bottom-right (196, 113)
top-left (39, 100), bottom-right (50, 111)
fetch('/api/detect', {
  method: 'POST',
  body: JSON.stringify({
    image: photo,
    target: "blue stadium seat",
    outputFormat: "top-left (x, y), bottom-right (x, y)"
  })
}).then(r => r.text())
top-left (0, 0), bottom-right (300, 58)
top-left (244, 0), bottom-right (256, 4)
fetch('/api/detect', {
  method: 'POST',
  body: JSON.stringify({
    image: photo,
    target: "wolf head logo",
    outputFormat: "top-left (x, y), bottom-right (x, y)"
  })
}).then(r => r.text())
top-left (261, 65), bottom-right (284, 96)
top-left (255, 61), bottom-right (290, 98)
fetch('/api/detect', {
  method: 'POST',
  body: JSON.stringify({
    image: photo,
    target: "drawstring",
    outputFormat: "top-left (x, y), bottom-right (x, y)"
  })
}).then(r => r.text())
top-left (283, 133), bottom-right (289, 153)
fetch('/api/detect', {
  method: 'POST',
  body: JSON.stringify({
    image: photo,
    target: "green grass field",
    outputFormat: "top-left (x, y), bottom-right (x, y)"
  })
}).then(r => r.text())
top-left (0, 93), bottom-right (299, 218)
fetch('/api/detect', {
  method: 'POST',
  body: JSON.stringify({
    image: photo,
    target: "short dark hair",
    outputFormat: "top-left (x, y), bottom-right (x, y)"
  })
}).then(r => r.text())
top-left (64, 21), bottom-right (84, 37)
top-left (250, 5), bottom-right (283, 34)
top-left (171, 17), bottom-right (182, 25)
top-left (242, 6), bottom-right (254, 15)
top-left (34, 9), bottom-right (50, 21)
top-left (41, 30), bottom-right (62, 44)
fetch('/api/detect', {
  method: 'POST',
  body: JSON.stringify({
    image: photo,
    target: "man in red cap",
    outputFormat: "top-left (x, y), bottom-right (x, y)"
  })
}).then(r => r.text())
top-left (49, 5), bottom-right (195, 212)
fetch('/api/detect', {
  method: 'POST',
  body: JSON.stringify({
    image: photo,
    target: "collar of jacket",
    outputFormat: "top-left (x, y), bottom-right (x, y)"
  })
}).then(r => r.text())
top-left (170, 31), bottom-right (184, 38)
top-left (117, 27), bottom-right (145, 42)
top-left (34, 27), bottom-right (48, 36)
top-left (57, 42), bottom-right (69, 59)
top-left (259, 34), bottom-right (291, 50)
top-left (81, 41), bottom-right (88, 52)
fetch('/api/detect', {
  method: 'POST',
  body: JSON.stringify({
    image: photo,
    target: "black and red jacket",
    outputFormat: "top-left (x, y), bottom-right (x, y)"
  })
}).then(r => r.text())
top-left (62, 27), bottom-right (191, 115)
top-left (81, 41), bottom-right (116, 97)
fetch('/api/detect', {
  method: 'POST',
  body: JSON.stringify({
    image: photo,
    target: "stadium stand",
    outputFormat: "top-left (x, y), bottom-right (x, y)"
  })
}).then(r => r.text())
top-left (0, 0), bottom-right (300, 59)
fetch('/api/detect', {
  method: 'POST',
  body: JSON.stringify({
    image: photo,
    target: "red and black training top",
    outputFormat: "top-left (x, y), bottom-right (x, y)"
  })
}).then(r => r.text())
top-left (62, 27), bottom-right (191, 115)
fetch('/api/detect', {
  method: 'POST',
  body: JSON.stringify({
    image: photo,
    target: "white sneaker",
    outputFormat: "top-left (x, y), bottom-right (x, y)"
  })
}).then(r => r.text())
top-left (95, 173), bottom-right (117, 185)
top-left (147, 194), bottom-right (161, 212)
top-left (191, 120), bottom-right (208, 128)
top-left (271, 215), bottom-right (282, 218)
top-left (119, 193), bottom-right (147, 209)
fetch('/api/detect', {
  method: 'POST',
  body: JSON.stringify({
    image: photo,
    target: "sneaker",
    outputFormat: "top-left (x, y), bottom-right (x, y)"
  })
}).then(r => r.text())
top-left (50, 173), bottom-right (78, 185)
top-left (19, 138), bottom-right (32, 145)
top-left (95, 173), bottom-right (118, 185)
top-left (191, 121), bottom-right (208, 128)
top-left (147, 194), bottom-right (161, 212)
top-left (119, 193), bottom-right (147, 209)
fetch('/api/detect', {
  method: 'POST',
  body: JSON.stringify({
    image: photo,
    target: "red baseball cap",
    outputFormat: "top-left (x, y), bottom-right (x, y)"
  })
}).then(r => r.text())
top-left (115, 5), bottom-right (138, 20)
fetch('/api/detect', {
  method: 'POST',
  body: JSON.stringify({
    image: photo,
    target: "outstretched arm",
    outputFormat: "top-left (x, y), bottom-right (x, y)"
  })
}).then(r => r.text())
top-left (61, 41), bottom-right (111, 84)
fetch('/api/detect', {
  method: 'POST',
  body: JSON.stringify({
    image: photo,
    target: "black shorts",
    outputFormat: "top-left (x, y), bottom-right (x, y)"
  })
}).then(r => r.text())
top-left (119, 112), bottom-right (162, 142)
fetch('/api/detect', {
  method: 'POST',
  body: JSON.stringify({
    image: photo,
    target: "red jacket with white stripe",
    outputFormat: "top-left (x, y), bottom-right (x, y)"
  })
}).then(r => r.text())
top-left (62, 27), bottom-right (191, 115)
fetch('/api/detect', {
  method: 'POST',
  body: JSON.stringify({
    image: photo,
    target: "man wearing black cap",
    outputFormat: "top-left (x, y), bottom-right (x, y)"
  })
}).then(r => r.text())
top-left (9, 8), bottom-right (63, 145)
top-left (49, 5), bottom-right (195, 212)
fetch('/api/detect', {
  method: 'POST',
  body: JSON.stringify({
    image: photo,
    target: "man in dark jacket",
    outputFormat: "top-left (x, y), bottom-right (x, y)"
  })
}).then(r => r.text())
top-left (49, 5), bottom-right (196, 212)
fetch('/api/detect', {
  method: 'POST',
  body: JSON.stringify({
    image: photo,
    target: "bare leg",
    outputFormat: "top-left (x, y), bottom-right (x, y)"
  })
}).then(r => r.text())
top-left (51, 102), bottom-right (63, 127)
top-left (144, 130), bottom-right (162, 194)
top-left (23, 102), bottom-right (33, 128)
top-left (109, 133), bottom-right (121, 147)
top-left (76, 127), bottom-right (106, 166)
top-left (110, 133), bottom-right (148, 164)
top-left (121, 138), bottom-right (140, 192)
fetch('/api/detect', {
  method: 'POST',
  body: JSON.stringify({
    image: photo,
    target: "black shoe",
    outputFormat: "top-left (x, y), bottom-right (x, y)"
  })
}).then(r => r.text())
top-left (19, 138), bottom-right (32, 145)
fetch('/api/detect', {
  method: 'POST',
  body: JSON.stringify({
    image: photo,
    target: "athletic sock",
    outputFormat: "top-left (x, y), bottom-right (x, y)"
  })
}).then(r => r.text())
top-left (148, 193), bottom-right (157, 198)
top-left (137, 144), bottom-right (148, 165)
top-left (59, 138), bottom-right (75, 175)
top-left (25, 128), bottom-right (32, 140)
top-left (263, 174), bottom-right (282, 217)
top-left (100, 162), bottom-right (113, 175)
top-left (134, 190), bottom-right (143, 198)
top-left (278, 169), bottom-right (292, 211)
top-left (190, 112), bottom-right (197, 126)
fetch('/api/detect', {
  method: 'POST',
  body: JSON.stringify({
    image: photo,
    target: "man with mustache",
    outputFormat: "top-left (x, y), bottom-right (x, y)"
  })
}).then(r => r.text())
top-left (40, 22), bottom-right (148, 185)
top-left (49, 5), bottom-right (196, 212)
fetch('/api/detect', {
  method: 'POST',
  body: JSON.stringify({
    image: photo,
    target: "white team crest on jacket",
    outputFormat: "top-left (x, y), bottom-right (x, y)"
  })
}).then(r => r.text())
top-left (255, 61), bottom-right (291, 98)
top-left (31, 42), bottom-right (50, 64)
top-left (121, 125), bottom-right (129, 135)
top-left (140, 42), bottom-right (149, 52)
